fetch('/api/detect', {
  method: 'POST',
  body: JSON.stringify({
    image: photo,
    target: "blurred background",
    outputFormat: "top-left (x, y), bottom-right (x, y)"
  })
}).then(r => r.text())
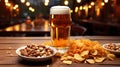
top-left (0, 0), bottom-right (120, 36)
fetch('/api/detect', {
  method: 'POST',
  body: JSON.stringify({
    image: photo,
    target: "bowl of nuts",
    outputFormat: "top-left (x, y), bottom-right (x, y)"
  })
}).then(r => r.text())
top-left (16, 45), bottom-right (57, 61)
top-left (102, 43), bottom-right (120, 55)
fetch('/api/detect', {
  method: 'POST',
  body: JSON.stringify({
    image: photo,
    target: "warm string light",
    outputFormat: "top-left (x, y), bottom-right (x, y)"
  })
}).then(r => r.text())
top-left (44, 0), bottom-right (49, 6)
top-left (5, 0), bottom-right (8, 3)
top-left (70, 9), bottom-right (73, 13)
top-left (83, 6), bottom-right (86, 10)
top-left (76, 0), bottom-right (81, 3)
top-left (5, 3), bottom-right (11, 7)
top-left (101, 2), bottom-right (105, 6)
top-left (79, 6), bottom-right (82, 10)
top-left (74, 1), bottom-right (107, 17)
top-left (13, 4), bottom-right (18, 10)
top-left (91, 2), bottom-right (95, 6)
top-left (104, 0), bottom-right (109, 3)
top-left (21, 0), bottom-right (25, 3)
top-left (26, 2), bottom-right (30, 6)
top-left (64, 0), bottom-right (69, 5)
top-left (5, 0), bottom-right (11, 7)
top-left (29, 7), bottom-right (35, 12)
top-left (75, 7), bottom-right (78, 13)
top-left (88, 5), bottom-right (92, 8)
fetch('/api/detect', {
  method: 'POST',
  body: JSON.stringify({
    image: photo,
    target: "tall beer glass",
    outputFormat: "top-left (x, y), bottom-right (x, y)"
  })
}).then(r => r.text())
top-left (50, 6), bottom-right (71, 52)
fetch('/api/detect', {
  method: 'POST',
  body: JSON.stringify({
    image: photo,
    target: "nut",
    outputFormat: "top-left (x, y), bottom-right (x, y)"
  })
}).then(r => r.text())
top-left (20, 45), bottom-right (54, 57)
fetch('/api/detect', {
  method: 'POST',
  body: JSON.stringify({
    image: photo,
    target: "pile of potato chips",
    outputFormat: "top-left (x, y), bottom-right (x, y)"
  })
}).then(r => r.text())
top-left (61, 39), bottom-right (115, 64)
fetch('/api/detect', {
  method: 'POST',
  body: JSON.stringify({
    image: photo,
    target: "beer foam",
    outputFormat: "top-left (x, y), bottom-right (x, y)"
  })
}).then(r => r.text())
top-left (50, 6), bottom-right (70, 14)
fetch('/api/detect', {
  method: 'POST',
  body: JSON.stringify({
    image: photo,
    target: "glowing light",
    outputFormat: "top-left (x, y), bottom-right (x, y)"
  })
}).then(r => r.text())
top-left (14, 25), bottom-right (19, 31)
top-left (44, 0), bottom-right (49, 6)
top-left (79, 6), bottom-right (82, 10)
top-left (96, 8), bottom-right (100, 16)
top-left (70, 10), bottom-right (73, 13)
top-left (5, 0), bottom-right (8, 3)
top-left (101, 2), bottom-right (105, 6)
top-left (104, 0), bottom-right (108, 3)
top-left (45, 0), bottom-right (49, 2)
top-left (21, 0), bottom-right (25, 3)
top-left (83, 5), bottom-right (88, 16)
top-left (31, 9), bottom-right (35, 12)
top-left (26, 2), bottom-right (30, 6)
top-left (76, 0), bottom-right (81, 3)
top-left (44, 2), bottom-right (49, 6)
top-left (64, 0), bottom-right (69, 5)
top-left (5, 3), bottom-right (11, 7)
top-left (88, 5), bottom-right (92, 8)
top-left (13, 7), bottom-right (16, 10)
top-left (13, 4), bottom-right (19, 10)
top-left (5, 27), bottom-right (13, 31)
top-left (15, 4), bottom-right (18, 8)
top-left (75, 7), bottom-right (78, 13)
top-left (91, 2), bottom-right (95, 6)
top-left (29, 7), bottom-right (33, 10)
top-left (29, 7), bottom-right (35, 12)
top-left (83, 6), bottom-right (86, 10)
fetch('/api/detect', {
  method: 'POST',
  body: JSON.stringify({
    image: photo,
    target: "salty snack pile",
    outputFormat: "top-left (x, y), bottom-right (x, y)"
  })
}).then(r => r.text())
top-left (61, 39), bottom-right (115, 64)
top-left (20, 45), bottom-right (54, 57)
top-left (104, 43), bottom-right (120, 51)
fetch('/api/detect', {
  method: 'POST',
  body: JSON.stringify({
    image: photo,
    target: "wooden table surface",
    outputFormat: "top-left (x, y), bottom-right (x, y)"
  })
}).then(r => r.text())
top-left (0, 36), bottom-right (120, 67)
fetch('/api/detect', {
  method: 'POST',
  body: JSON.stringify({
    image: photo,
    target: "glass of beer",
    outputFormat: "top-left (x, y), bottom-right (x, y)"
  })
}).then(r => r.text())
top-left (50, 6), bottom-right (71, 53)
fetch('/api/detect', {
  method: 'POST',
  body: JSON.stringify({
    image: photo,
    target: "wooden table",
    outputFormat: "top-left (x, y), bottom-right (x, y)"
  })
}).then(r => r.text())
top-left (0, 36), bottom-right (120, 67)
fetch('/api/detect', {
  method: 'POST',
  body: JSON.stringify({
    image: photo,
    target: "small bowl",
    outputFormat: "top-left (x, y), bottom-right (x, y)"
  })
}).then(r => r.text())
top-left (102, 43), bottom-right (120, 55)
top-left (16, 46), bottom-right (57, 61)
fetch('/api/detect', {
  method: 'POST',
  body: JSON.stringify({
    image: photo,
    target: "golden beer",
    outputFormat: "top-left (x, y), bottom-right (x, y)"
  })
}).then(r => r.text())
top-left (50, 6), bottom-right (71, 49)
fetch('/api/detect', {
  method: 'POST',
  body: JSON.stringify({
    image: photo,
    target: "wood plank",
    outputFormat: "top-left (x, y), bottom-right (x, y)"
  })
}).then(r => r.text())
top-left (0, 50), bottom-right (17, 57)
top-left (0, 44), bottom-right (26, 49)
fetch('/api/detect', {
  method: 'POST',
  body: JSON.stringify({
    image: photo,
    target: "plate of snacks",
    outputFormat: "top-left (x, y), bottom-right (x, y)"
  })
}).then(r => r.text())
top-left (102, 43), bottom-right (120, 55)
top-left (16, 45), bottom-right (57, 61)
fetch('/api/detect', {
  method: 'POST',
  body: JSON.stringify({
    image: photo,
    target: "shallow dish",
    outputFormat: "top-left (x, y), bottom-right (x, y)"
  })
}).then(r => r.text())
top-left (16, 45), bottom-right (57, 61)
top-left (102, 43), bottom-right (120, 55)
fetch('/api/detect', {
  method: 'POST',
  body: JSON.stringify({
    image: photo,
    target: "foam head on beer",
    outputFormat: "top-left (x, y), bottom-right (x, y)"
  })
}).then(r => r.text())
top-left (50, 6), bottom-right (70, 14)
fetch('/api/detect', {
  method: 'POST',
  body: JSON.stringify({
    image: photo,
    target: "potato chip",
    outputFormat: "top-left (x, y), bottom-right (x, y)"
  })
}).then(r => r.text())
top-left (67, 56), bottom-right (74, 60)
top-left (91, 50), bottom-right (98, 55)
top-left (62, 60), bottom-right (72, 64)
top-left (61, 56), bottom-right (67, 61)
top-left (80, 50), bottom-right (89, 57)
top-left (94, 57), bottom-right (105, 63)
top-left (74, 54), bottom-right (85, 62)
top-left (107, 54), bottom-right (115, 60)
top-left (86, 59), bottom-right (95, 64)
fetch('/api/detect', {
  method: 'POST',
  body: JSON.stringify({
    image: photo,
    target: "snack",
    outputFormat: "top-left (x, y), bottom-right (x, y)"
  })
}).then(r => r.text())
top-left (20, 45), bottom-right (54, 57)
top-left (104, 43), bottom-right (120, 51)
top-left (61, 39), bottom-right (115, 64)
